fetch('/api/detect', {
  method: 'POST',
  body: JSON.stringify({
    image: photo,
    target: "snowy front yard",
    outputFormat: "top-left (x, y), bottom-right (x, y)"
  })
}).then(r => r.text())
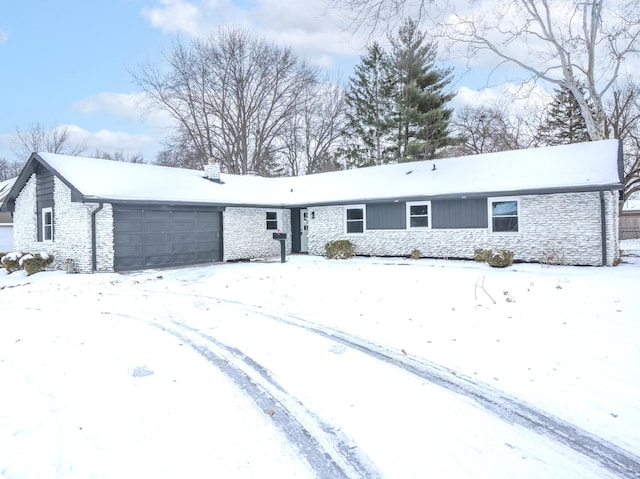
top-left (1, 241), bottom-right (640, 479)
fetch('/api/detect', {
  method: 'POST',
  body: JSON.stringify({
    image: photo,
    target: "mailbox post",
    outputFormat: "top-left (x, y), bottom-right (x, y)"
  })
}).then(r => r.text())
top-left (272, 230), bottom-right (287, 263)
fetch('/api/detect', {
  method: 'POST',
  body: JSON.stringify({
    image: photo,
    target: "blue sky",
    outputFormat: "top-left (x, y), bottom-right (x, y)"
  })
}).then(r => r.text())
top-left (1, 1), bottom-right (171, 160)
top-left (0, 0), bottom-right (561, 164)
top-left (1, 0), bottom-right (381, 163)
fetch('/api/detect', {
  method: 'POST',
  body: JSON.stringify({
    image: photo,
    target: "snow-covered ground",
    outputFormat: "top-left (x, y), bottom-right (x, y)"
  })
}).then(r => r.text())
top-left (1, 241), bottom-right (639, 479)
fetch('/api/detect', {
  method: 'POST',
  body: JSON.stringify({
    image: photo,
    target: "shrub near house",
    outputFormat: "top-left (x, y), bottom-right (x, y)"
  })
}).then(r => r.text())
top-left (0, 252), bottom-right (54, 275)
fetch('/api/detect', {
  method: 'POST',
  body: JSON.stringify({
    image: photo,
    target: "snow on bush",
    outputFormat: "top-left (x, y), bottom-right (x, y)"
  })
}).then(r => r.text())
top-left (1, 251), bottom-right (54, 275)
top-left (1, 252), bottom-right (24, 273)
top-left (324, 240), bottom-right (355, 259)
top-left (22, 253), bottom-right (55, 276)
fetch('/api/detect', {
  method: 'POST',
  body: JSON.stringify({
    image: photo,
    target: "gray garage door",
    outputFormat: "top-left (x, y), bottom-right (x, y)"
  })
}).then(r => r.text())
top-left (113, 205), bottom-right (222, 272)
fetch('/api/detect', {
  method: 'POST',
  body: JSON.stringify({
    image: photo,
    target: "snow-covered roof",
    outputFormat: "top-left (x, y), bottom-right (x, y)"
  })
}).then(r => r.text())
top-left (8, 140), bottom-right (624, 208)
top-left (0, 177), bottom-right (16, 207)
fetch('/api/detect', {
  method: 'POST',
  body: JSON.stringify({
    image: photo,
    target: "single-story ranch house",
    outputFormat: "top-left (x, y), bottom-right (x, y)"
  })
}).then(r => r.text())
top-left (0, 139), bottom-right (624, 273)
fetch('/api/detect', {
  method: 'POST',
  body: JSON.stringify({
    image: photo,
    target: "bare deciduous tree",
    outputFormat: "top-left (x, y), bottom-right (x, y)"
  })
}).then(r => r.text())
top-left (329, 0), bottom-right (640, 141)
top-left (281, 80), bottom-right (347, 175)
top-left (91, 149), bottom-right (145, 164)
top-left (133, 28), bottom-right (318, 175)
top-left (607, 81), bottom-right (640, 198)
top-left (12, 123), bottom-right (87, 162)
top-left (0, 158), bottom-right (24, 182)
top-left (448, 102), bottom-right (542, 156)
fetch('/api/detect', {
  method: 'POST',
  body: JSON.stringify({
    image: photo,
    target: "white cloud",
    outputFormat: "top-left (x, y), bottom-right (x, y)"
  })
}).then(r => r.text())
top-left (138, 0), bottom-right (366, 70)
top-left (64, 125), bottom-right (158, 159)
top-left (71, 92), bottom-right (175, 134)
top-left (71, 92), bottom-right (147, 121)
top-left (452, 82), bottom-right (553, 112)
top-left (0, 29), bottom-right (8, 45)
top-left (141, 0), bottom-right (203, 34)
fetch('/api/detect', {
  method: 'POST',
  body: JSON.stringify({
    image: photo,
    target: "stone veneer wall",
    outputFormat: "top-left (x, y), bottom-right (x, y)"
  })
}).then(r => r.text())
top-left (223, 207), bottom-right (292, 261)
top-left (307, 191), bottom-right (621, 266)
top-left (13, 174), bottom-right (115, 273)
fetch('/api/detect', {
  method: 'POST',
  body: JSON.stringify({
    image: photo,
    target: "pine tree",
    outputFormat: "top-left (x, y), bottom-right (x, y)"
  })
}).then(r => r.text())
top-left (344, 42), bottom-right (395, 167)
top-left (538, 83), bottom-right (591, 145)
top-left (388, 18), bottom-right (455, 162)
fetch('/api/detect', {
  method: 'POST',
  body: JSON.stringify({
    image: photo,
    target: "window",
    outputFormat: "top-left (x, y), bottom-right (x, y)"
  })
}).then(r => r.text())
top-left (345, 206), bottom-right (365, 233)
top-left (489, 198), bottom-right (519, 233)
top-left (266, 211), bottom-right (278, 230)
top-left (407, 201), bottom-right (430, 229)
top-left (42, 207), bottom-right (54, 241)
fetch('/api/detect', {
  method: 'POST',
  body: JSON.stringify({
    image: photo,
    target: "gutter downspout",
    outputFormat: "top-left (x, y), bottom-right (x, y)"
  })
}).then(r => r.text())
top-left (600, 191), bottom-right (607, 266)
top-left (91, 203), bottom-right (104, 273)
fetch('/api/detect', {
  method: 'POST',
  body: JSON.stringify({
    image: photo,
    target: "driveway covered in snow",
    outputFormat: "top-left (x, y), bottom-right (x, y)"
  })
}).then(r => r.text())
top-left (1, 242), bottom-right (640, 478)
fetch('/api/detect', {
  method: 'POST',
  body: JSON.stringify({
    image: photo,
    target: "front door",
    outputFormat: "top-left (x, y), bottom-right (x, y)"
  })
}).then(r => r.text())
top-left (300, 208), bottom-right (309, 252)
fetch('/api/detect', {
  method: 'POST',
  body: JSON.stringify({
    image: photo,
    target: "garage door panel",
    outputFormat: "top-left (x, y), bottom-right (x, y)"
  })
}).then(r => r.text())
top-left (145, 243), bottom-right (173, 255)
top-left (113, 207), bottom-right (221, 271)
top-left (143, 223), bottom-right (169, 233)
top-left (145, 255), bottom-right (173, 267)
top-left (172, 222), bottom-right (195, 233)
top-left (171, 210), bottom-right (194, 219)
top-left (143, 232), bottom-right (170, 245)
top-left (117, 257), bottom-right (145, 269)
top-left (172, 252), bottom-right (197, 263)
top-left (143, 211), bottom-right (170, 221)
top-left (115, 245), bottom-right (143, 257)
top-left (195, 231), bottom-right (216, 242)
top-left (114, 221), bottom-right (142, 233)
top-left (115, 233), bottom-right (143, 245)
top-left (115, 210), bottom-right (143, 221)
top-left (196, 247), bottom-right (216, 260)
top-left (172, 231), bottom-right (196, 243)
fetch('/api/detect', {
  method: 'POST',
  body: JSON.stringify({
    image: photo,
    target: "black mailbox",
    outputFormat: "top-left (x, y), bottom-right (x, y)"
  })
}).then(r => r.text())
top-left (272, 231), bottom-right (287, 262)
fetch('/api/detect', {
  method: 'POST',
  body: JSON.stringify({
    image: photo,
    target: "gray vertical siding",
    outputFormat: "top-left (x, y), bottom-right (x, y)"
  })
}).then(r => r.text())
top-left (36, 168), bottom-right (55, 241)
top-left (364, 199), bottom-right (487, 230)
top-left (432, 198), bottom-right (487, 229)
top-left (366, 202), bottom-right (407, 230)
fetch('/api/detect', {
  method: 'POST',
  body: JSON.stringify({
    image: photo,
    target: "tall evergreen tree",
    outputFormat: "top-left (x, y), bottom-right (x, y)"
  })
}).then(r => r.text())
top-left (344, 42), bottom-right (395, 167)
top-left (388, 18), bottom-right (455, 161)
top-left (538, 83), bottom-right (591, 146)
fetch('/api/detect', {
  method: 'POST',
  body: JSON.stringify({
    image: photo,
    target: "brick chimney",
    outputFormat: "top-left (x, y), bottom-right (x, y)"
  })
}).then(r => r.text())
top-left (204, 157), bottom-right (221, 183)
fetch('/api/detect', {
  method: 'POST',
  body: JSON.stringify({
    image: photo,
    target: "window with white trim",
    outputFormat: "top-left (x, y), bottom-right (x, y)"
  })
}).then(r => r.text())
top-left (407, 201), bottom-right (431, 229)
top-left (266, 211), bottom-right (278, 230)
top-left (345, 206), bottom-right (365, 233)
top-left (42, 207), bottom-right (54, 241)
top-left (489, 198), bottom-right (519, 233)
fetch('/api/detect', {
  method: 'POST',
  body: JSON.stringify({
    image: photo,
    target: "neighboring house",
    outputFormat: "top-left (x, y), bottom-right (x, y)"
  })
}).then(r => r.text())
top-left (0, 139), bottom-right (624, 273)
top-left (620, 199), bottom-right (640, 240)
top-left (0, 177), bottom-right (17, 252)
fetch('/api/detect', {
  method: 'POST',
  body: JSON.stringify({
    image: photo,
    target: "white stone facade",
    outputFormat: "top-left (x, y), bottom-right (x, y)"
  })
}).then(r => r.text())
top-left (307, 192), bottom-right (621, 266)
top-left (223, 207), bottom-right (292, 261)
top-left (13, 174), bottom-right (114, 273)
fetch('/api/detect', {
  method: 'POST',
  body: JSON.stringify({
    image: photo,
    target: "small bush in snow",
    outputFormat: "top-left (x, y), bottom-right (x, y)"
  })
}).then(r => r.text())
top-left (540, 246), bottom-right (565, 266)
top-left (1, 252), bottom-right (24, 274)
top-left (486, 249), bottom-right (514, 268)
top-left (22, 253), bottom-right (54, 276)
top-left (409, 248), bottom-right (421, 259)
top-left (324, 240), bottom-right (355, 259)
top-left (474, 248), bottom-right (491, 262)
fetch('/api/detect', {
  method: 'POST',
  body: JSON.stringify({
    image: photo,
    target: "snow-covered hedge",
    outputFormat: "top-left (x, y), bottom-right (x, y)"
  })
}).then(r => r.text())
top-left (1, 252), bottom-right (54, 275)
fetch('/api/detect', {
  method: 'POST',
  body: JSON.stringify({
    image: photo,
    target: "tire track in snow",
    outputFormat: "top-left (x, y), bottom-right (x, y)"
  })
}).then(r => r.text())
top-left (142, 317), bottom-right (381, 479)
top-left (230, 301), bottom-right (640, 479)
top-left (106, 283), bottom-right (640, 479)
